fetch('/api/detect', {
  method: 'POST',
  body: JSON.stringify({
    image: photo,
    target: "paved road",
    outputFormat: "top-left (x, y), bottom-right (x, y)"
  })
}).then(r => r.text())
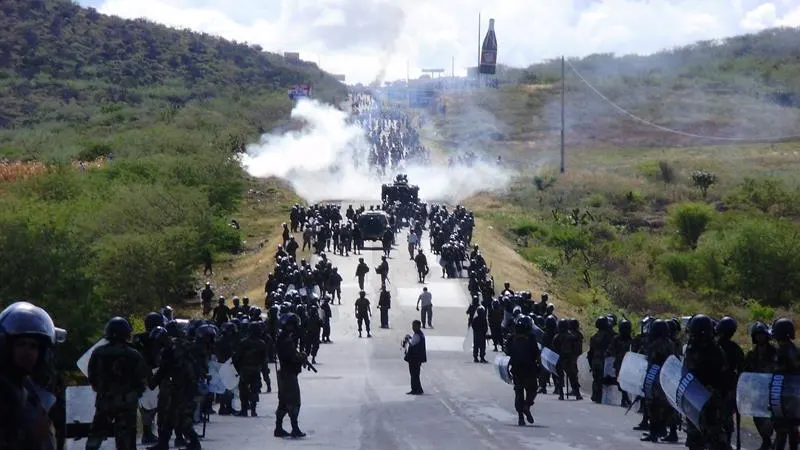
top-left (188, 222), bottom-right (742, 450)
top-left (68, 214), bottom-right (760, 450)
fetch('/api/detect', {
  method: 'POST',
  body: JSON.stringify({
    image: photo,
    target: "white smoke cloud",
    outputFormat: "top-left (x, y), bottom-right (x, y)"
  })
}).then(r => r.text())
top-left (241, 99), bottom-right (511, 203)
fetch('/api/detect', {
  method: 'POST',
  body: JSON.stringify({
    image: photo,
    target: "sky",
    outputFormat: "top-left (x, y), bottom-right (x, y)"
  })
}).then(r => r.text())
top-left (77, 0), bottom-right (800, 85)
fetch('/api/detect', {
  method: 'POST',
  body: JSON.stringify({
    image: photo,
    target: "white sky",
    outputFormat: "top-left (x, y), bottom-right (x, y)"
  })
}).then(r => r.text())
top-left (79, 0), bottom-right (800, 85)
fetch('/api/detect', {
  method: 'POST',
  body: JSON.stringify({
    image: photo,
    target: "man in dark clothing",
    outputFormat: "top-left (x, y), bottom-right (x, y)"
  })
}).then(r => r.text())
top-left (588, 316), bottom-right (614, 404)
top-left (506, 315), bottom-right (540, 426)
top-left (715, 316), bottom-right (744, 449)
top-left (211, 297), bottom-right (230, 326)
top-left (86, 317), bottom-right (148, 450)
top-left (403, 320), bottom-right (426, 395)
top-left (376, 256), bottom-right (389, 289)
top-left (770, 317), bottom-right (800, 450)
top-left (470, 306), bottom-right (489, 363)
top-left (378, 287), bottom-right (391, 328)
top-left (414, 249), bottom-right (429, 283)
top-left (233, 322), bottom-right (268, 417)
top-left (743, 322), bottom-right (776, 450)
top-left (355, 258), bottom-right (369, 291)
top-left (355, 291), bottom-right (372, 338)
top-left (320, 297), bottom-right (333, 343)
top-left (274, 314), bottom-right (312, 438)
top-left (200, 283), bottom-right (214, 316)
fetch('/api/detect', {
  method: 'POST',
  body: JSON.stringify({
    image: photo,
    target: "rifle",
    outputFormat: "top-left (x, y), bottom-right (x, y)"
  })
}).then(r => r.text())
top-left (736, 410), bottom-right (741, 450)
top-left (624, 396), bottom-right (641, 415)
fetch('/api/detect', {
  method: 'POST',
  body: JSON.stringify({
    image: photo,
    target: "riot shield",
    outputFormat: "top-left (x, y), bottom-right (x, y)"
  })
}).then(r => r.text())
top-left (207, 361), bottom-right (228, 395)
top-left (76, 338), bottom-right (109, 378)
top-left (578, 351), bottom-right (621, 405)
top-left (462, 327), bottom-right (473, 352)
top-left (219, 359), bottom-right (240, 391)
top-left (604, 356), bottom-right (616, 377)
top-left (493, 355), bottom-right (513, 385)
top-left (643, 363), bottom-right (662, 399)
top-left (618, 352), bottom-right (648, 397)
top-left (139, 369), bottom-right (160, 409)
top-left (530, 325), bottom-right (544, 344)
top-left (659, 355), bottom-right (711, 430)
top-left (540, 347), bottom-right (559, 375)
top-left (737, 372), bottom-right (800, 419)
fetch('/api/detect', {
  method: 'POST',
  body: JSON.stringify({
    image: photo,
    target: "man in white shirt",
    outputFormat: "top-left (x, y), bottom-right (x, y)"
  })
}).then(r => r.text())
top-left (407, 230), bottom-right (419, 260)
top-left (416, 287), bottom-right (433, 328)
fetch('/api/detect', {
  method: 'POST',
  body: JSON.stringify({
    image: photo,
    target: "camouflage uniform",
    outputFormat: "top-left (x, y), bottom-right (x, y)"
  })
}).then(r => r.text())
top-left (85, 342), bottom-right (148, 450)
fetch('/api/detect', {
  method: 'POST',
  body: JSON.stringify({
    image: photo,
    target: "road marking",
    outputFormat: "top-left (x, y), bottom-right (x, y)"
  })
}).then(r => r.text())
top-left (397, 283), bottom-right (468, 308)
top-left (424, 336), bottom-right (466, 352)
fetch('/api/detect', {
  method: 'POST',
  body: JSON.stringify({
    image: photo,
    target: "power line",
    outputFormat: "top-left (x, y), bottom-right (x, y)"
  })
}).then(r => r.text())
top-left (564, 59), bottom-right (800, 143)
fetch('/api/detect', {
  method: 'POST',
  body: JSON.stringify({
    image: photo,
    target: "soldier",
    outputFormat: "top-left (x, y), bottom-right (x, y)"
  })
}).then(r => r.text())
top-left (683, 314), bottom-right (728, 450)
top-left (588, 316), bottom-right (614, 404)
top-left (743, 322), bottom-right (775, 450)
top-left (609, 318), bottom-right (633, 407)
top-left (275, 314), bottom-right (312, 438)
top-left (148, 323), bottom-right (202, 450)
top-left (552, 318), bottom-right (582, 401)
top-left (200, 283), bottom-right (214, 316)
top-left (538, 315), bottom-right (557, 394)
top-left (234, 322), bottom-right (268, 417)
top-left (378, 286), bottom-right (391, 328)
top-left (320, 297), bottom-right (333, 343)
top-left (414, 249), bottom-right (429, 283)
top-left (0, 302), bottom-right (59, 450)
top-left (305, 304), bottom-right (322, 364)
top-left (355, 291), bottom-right (372, 338)
top-left (771, 317), bottom-right (800, 450)
top-left (212, 297), bottom-right (230, 326)
top-left (488, 299), bottom-right (504, 352)
top-left (641, 319), bottom-right (676, 443)
top-left (506, 315), bottom-right (541, 426)
top-left (471, 306), bottom-right (489, 363)
top-left (376, 256), bottom-right (390, 289)
top-left (134, 312), bottom-right (165, 445)
top-left (715, 316), bottom-right (744, 449)
top-left (355, 258), bottom-right (369, 291)
top-left (85, 317), bottom-right (148, 450)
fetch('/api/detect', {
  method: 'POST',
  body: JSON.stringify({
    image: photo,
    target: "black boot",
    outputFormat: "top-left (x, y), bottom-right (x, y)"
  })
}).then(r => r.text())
top-left (141, 426), bottom-right (158, 445)
top-left (524, 408), bottom-right (534, 424)
top-left (290, 414), bottom-right (306, 438)
top-left (274, 415), bottom-right (290, 438)
top-left (517, 413), bottom-right (525, 426)
top-left (147, 432), bottom-right (170, 450)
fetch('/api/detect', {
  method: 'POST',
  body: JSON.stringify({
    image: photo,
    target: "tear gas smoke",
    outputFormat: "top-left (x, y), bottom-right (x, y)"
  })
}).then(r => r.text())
top-left (242, 99), bottom-right (512, 204)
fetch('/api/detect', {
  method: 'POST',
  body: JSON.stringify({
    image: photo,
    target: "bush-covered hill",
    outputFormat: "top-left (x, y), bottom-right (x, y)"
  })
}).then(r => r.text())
top-left (0, 0), bottom-right (346, 364)
top-left (437, 27), bottom-right (800, 156)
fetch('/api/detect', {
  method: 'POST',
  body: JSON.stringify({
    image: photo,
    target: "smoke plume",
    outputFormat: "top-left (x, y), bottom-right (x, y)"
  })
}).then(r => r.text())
top-left (242, 99), bottom-right (511, 203)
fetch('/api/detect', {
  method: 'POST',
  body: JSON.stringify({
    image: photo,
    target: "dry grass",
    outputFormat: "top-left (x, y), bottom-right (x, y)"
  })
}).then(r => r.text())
top-left (0, 158), bottom-right (108, 183)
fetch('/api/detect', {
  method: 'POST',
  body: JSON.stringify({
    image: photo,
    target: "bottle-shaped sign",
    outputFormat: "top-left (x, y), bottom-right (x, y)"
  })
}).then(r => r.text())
top-left (479, 18), bottom-right (497, 75)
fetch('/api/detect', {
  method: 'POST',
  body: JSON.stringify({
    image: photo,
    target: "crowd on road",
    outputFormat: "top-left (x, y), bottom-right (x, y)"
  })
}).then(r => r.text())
top-left (349, 92), bottom-right (431, 173)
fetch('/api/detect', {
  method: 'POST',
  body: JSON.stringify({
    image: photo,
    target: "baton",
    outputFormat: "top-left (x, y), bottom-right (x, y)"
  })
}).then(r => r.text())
top-left (624, 396), bottom-right (640, 416)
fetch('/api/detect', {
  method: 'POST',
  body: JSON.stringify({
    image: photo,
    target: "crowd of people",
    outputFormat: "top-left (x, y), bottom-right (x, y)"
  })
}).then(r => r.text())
top-left (349, 92), bottom-right (431, 173)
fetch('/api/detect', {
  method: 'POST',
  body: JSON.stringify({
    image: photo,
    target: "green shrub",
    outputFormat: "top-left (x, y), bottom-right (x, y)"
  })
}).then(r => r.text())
top-left (669, 202), bottom-right (714, 249)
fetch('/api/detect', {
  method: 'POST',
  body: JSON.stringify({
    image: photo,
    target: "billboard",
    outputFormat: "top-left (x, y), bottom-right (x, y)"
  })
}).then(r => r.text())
top-left (288, 84), bottom-right (312, 100)
top-left (332, 74), bottom-right (346, 82)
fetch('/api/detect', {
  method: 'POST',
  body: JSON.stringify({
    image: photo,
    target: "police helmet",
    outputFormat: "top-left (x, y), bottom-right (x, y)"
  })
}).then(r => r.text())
top-left (248, 321), bottom-right (264, 336)
top-left (515, 315), bottom-right (533, 334)
top-left (650, 319), bottom-right (669, 338)
top-left (545, 315), bottom-right (558, 331)
top-left (715, 316), bottom-right (737, 339)
top-left (220, 322), bottom-right (237, 336)
top-left (197, 324), bottom-right (218, 340)
top-left (688, 314), bottom-right (715, 339)
top-left (161, 306), bottom-right (174, 321)
top-left (749, 322), bottom-right (771, 344)
top-left (595, 316), bottom-right (609, 330)
top-left (512, 306), bottom-right (522, 317)
top-left (772, 318), bottom-right (795, 341)
top-left (144, 312), bottom-right (165, 332)
top-left (619, 319), bottom-right (632, 336)
top-left (606, 314), bottom-right (617, 328)
top-left (546, 304), bottom-right (555, 314)
top-left (281, 313), bottom-right (301, 330)
top-left (557, 318), bottom-right (569, 333)
top-left (149, 326), bottom-right (170, 345)
top-left (165, 320), bottom-right (183, 338)
top-left (0, 301), bottom-right (57, 348)
top-left (641, 315), bottom-right (654, 334)
top-left (568, 318), bottom-right (580, 331)
top-left (104, 317), bottom-right (132, 342)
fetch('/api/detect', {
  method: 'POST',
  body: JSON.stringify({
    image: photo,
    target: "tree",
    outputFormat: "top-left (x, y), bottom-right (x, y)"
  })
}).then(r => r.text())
top-left (691, 169), bottom-right (717, 198)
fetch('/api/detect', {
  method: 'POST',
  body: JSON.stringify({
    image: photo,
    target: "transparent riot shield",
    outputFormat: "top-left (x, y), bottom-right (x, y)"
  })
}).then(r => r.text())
top-left (462, 327), bottom-right (473, 352)
top-left (659, 354), bottom-right (711, 430)
top-left (737, 372), bottom-right (800, 419)
top-left (540, 347), bottom-right (560, 375)
top-left (643, 363), bottom-right (662, 399)
top-left (531, 325), bottom-right (544, 344)
top-left (219, 358), bottom-right (240, 391)
top-left (493, 355), bottom-right (513, 385)
top-left (76, 338), bottom-right (109, 378)
top-left (618, 352), bottom-right (648, 398)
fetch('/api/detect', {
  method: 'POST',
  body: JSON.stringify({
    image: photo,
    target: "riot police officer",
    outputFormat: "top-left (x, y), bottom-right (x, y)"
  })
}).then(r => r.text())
top-left (715, 316), bottom-right (744, 449)
top-left (588, 316), bottom-right (614, 404)
top-left (771, 317), bottom-right (800, 450)
top-left (683, 314), bottom-right (728, 450)
top-left (275, 313), bottom-right (313, 438)
top-left (506, 315), bottom-right (541, 426)
top-left (743, 322), bottom-right (776, 450)
top-left (86, 317), bottom-right (148, 450)
top-left (0, 302), bottom-right (59, 450)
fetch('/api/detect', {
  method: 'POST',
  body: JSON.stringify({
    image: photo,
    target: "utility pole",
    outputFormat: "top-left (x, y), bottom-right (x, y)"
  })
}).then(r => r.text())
top-left (477, 13), bottom-right (481, 88)
top-left (560, 55), bottom-right (566, 174)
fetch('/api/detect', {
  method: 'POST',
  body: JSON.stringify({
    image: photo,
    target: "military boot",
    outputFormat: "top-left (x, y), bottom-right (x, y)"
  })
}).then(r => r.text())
top-left (147, 432), bottom-right (170, 450)
top-left (274, 417), bottom-right (290, 438)
top-left (141, 426), bottom-right (158, 445)
top-left (290, 414), bottom-right (306, 437)
top-left (517, 413), bottom-right (525, 426)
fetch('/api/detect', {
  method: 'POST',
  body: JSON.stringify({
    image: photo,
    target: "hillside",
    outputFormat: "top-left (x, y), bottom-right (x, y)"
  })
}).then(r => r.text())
top-left (435, 28), bottom-right (800, 328)
top-left (0, 0), bottom-right (345, 364)
top-left (434, 26), bottom-right (800, 163)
